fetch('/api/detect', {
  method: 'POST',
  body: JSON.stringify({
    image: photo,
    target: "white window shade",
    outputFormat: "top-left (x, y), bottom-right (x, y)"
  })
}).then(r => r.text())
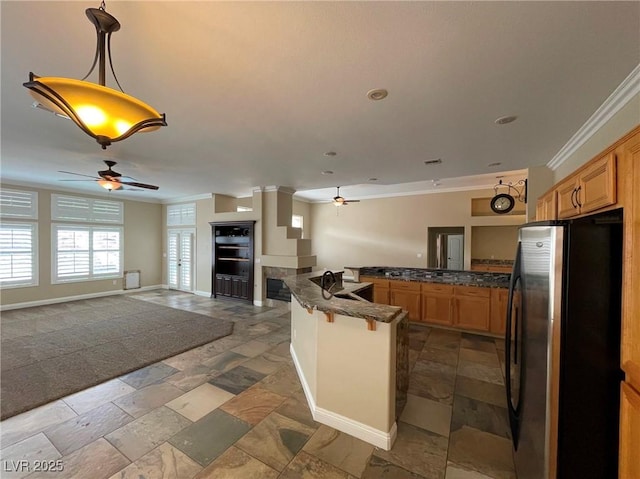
top-left (53, 225), bottom-right (123, 282)
top-left (0, 189), bottom-right (38, 219)
top-left (167, 203), bottom-right (196, 226)
top-left (0, 223), bottom-right (38, 287)
top-left (52, 194), bottom-right (123, 224)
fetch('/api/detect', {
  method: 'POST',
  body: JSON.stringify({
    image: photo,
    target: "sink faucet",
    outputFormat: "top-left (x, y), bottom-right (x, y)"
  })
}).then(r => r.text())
top-left (321, 270), bottom-right (336, 292)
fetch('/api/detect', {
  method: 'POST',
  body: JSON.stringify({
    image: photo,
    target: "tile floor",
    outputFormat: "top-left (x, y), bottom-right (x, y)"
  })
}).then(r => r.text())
top-left (0, 290), bottom-right (515, 479)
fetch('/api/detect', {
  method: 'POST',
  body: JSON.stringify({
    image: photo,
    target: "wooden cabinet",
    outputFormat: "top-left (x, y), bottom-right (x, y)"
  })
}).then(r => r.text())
top-left (556, 153), bottom-right (616, 219)
top-left (360, 276), bottom-right (390, 305)
top-left (210, 221), bottom-right (255, 302)
top-left (421, 283), bottom-right (453, 325)
top-left (490, 288), bottom-right (509, 335)
top-left (388, 280), bottom-right (421, 321)
top-left (619, 382), bottom-right (640, 479)
top-left (453, 286), bottom-right (491, 332)
top-left (536, 190), bottom-right (557, 220)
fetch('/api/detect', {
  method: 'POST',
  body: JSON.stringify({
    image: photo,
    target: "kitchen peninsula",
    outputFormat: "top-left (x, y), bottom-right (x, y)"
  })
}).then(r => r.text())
top-left (284, 271), bottom-right (409, 450)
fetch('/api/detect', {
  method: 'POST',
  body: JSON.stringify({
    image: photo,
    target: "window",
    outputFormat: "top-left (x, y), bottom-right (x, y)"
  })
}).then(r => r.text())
top-left (0, 189), bottom-right (38, 287)
top-left (53, 225), bottom-right (123, 282)
top-left (51, 194), bottom-right (124, 283)
top-left (167, 203), bottom-right (196, 226)
top-left (0, 223), bottom-right (38, 287)
top-left (52, 194), bottom-right (123, 223)
top-left (292, 214), bottom-right (304, 237)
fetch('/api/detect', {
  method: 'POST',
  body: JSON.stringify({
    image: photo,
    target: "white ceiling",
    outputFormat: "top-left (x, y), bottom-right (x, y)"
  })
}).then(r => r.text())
top-left (1, 1), bottom-right (639, 203)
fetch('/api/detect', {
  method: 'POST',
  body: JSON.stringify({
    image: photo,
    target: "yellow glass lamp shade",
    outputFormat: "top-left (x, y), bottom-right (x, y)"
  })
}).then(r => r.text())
top-left (25, 74), bottom-right (166, 149)
top-left (98, 179), bottom-right (122, 190)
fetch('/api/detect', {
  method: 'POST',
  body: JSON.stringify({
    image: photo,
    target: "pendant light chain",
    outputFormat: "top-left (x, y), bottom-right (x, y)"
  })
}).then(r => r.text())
top-left (99, 0), bottom-right (106, 11)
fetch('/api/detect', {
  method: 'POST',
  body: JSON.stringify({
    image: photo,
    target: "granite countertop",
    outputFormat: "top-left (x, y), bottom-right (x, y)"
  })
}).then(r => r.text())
top-left (470, 259), bottom-right (515, 266)
top-left (346, 266), bottom-right (510, 289)
top-left (283, 271), bottom-right (403, 323)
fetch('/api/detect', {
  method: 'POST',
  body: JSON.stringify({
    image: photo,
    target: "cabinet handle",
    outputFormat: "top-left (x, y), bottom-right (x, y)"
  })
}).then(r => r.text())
top-left (570, 188), bottom-right (577, 208)
top-left (575, 186), bottom-right (582, 207)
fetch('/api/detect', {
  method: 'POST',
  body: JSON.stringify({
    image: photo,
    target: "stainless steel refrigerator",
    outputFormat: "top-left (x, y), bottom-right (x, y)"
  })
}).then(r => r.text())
top-left (506, 208), bottom-right (623, 479)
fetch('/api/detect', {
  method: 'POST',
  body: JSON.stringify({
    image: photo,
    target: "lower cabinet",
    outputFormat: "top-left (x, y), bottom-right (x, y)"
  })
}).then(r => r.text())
top-left (619, 381), bottom-right (640, 479)
top-left (215, 274), bottom-right (250, 300)
top-left (453, 286), bottom-right (491, 332)
top-left (421, 284), bottom-right (454, 326)
top-left (360, 276), bottom-right (390, 304)
top-left (490, 288), bottom-right (509, 335)
top-left (389, 286), bottom-right (421, 322)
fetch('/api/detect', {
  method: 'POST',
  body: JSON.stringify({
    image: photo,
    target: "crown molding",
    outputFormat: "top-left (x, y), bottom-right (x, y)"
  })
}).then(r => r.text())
top-left (263, 186), bottom-right (296, 195)
top-left (162, 193), bottom-right (213, 204)
top-left (547, 63), bottom-right (640, 171)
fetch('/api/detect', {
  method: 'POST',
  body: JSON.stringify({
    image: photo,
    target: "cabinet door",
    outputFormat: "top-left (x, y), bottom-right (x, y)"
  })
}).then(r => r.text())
top-left (373, 285), bottom-right (390, 305)
top-left (390, 290), bottom-right (421, 321)
top-left (422, 293), bottom-right (453, 325)
top-left (619, 382), bottom-right (640, 479)
top-left (453, 295), bottom-right (491, 331)
top-left (541, 190), bottom-right (557, 220)
top-left (579, 152), bottom-right (616, 214)
top-left (490, 288), bottom-right (509, 335)
top-left (556, 175), bottom-right (580, 219)
top-left (536, 198), bottom-right (546, 221)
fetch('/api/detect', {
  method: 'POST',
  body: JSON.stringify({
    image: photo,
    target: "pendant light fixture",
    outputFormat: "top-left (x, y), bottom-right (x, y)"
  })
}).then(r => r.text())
top-left (23, 1), bottom-right (166, 149)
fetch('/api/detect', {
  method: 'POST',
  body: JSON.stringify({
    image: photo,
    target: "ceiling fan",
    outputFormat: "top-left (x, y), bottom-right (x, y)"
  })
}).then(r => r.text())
top-left (59, 160), bottom-right (159, 191)
top-left (332, 186), bottom-right (360, 206)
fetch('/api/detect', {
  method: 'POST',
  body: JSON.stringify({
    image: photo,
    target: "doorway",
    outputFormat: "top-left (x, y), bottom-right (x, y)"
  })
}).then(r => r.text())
top-left (427, 227), bottom-right (465, 270)
top-left (167, 228), bottom-right (195, 292)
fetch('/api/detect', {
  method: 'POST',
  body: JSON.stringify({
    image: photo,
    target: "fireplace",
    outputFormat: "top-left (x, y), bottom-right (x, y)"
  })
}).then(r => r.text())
top-left (266, 278), bottom-right (291, 302)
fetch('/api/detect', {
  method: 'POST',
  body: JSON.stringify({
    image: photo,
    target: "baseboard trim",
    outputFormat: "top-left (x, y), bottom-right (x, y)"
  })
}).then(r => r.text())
top-left (0, 285), bottom-right (163, 311)
top-left (290, 343), bottom-right (396, 450)
top-left (195, 290), bottom-right (211, 297)
top-left (253, 299), bottom-right (264, 306)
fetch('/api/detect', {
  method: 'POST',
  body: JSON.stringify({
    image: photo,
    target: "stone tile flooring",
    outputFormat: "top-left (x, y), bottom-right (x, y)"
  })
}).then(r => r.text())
top-left (0, 290), bottom-right (515, 479)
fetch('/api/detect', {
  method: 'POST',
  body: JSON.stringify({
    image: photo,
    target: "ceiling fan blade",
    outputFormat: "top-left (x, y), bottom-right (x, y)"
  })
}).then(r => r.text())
top-left (58, 179), bottom-right (98, 182)
top-left (58, 171), bottom-right (100, 179)
top-left (346, 199), bottom-right (360, 203)
top-left (120, 181), bottom-right (159, 190)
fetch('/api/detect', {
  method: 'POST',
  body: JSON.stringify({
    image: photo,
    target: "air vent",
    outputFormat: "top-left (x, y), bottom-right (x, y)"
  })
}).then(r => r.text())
top-left (424, 159), bottom-right (442, 165)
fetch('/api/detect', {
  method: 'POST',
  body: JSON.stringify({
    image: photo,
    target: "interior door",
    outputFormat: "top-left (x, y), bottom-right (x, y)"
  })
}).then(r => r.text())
top-left (167, 229), bottom-right (195, 292)
top-left (447, 234), bottom-right (464, 270)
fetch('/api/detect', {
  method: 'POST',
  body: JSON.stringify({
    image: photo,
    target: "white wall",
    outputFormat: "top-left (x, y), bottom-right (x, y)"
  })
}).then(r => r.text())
top-left (310, 188), bottom-right (526, 271)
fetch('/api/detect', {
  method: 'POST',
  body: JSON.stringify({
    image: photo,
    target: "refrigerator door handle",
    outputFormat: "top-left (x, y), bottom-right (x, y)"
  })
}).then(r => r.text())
top-left (505, 241), bottom-right (522, 449)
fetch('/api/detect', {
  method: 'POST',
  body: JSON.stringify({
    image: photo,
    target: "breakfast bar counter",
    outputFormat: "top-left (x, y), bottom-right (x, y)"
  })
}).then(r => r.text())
top-left (284, 271), bottom-right (408, 450)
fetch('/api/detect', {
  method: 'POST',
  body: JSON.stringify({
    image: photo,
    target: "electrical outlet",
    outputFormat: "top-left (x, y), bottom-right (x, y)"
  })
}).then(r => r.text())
top-left (112, 279), bottom-right (117, 285)
top-left (417, 253), bottom-right (422, 258)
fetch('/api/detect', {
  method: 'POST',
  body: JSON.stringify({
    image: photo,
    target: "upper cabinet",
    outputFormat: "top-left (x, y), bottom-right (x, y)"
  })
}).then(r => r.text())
top-left (536, 189), bottom-right (557, 221)
top-left (556, 152), bottom-right (617, 219)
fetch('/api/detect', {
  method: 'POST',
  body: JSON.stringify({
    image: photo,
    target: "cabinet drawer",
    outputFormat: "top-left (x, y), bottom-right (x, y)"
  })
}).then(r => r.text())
top-left (360, 276), bottom-right (389, 288)
top-left (454, 285), bottom-right (491, 298)
top-left (389, 280), bottom-right (421, 292)
top-left (421, 283), bottom-right (454, 294)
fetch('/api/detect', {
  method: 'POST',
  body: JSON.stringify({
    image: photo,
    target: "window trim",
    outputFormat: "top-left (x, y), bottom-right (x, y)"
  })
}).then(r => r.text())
top-left (0, 222), bottom-right (39, 288)
top-left (51, 224), bottom-right (124, 284)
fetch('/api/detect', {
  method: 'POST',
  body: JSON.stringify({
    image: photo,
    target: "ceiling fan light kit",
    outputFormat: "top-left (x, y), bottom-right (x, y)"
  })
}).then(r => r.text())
top-left (60, 160), bottom-right (159, 191)
top-left (23, 2), bottom-right (166, 149)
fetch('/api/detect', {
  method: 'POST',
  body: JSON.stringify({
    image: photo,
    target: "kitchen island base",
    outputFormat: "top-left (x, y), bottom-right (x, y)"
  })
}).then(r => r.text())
top-left (289, 298), bottom-right (408, 450)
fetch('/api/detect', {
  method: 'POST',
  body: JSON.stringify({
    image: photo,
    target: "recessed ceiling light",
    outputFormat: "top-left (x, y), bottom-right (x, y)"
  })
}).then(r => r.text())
top-left (495, 115), bottom-right (518, 125)
top-left (488, 162), bottom-right (502, 167)
top-left (322, 170), bottom-right (334, 175)
top-left (324, 151), bottom-right (337, 157)
top-left (424, 159), bottom-right (442, 165)
top-left (367, 89), bottom-right (388, 101)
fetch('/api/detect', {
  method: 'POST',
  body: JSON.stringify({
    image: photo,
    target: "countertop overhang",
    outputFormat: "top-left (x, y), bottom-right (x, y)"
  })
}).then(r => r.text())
top-left (283, 272), bottom-right (403, 323)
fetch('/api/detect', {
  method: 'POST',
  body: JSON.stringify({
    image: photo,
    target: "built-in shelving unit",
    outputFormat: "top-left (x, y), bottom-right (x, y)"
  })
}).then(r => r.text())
top-left (210, 221), bottom-right (255, 302)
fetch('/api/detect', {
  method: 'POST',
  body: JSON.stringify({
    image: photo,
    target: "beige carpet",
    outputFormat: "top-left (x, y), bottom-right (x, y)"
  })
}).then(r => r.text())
top-left (0, 295), bottom-right (234, 420)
